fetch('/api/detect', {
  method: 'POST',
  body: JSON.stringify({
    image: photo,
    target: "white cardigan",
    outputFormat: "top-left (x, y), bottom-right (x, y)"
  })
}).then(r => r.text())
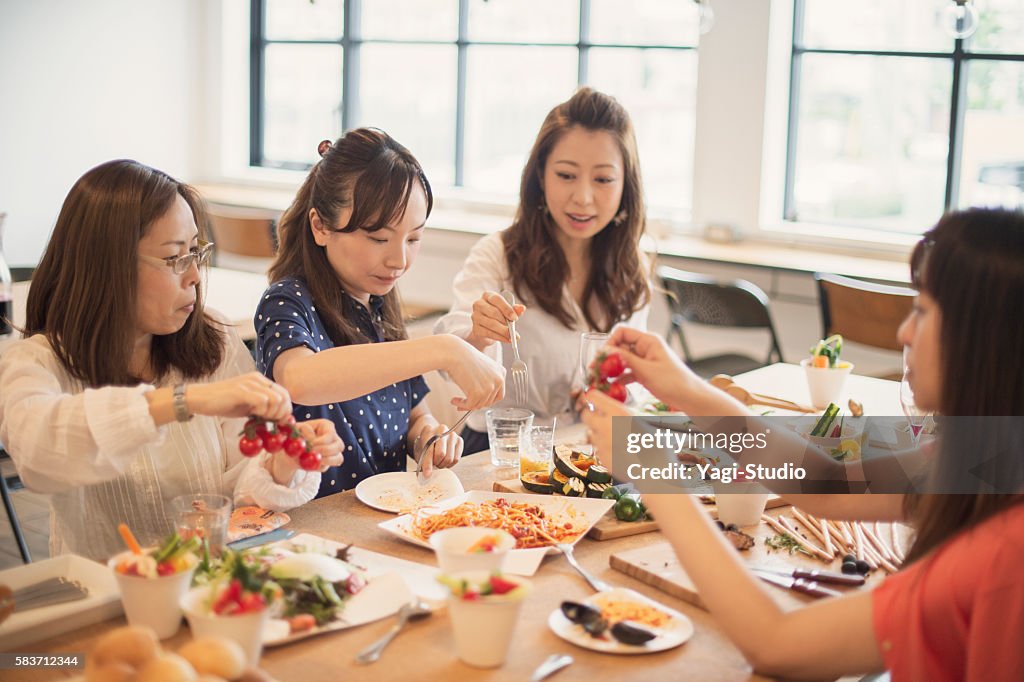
top-left (0, 316), bottom-right (320, 561)
top-left (434, 231), bottom-right (650, 433)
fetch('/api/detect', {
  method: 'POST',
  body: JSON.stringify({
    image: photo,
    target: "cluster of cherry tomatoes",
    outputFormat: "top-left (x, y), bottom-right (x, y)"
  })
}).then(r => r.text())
top-left (586, 352), bottom-right (628, 402)
top-left (238, 416), bottom-right (323, 471)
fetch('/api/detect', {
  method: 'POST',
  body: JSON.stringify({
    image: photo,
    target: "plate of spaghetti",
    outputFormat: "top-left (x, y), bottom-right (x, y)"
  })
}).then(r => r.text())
top-left (378, 491), bottom-right (614, 575)
top-left (548, 588), bottom-right (694, 654)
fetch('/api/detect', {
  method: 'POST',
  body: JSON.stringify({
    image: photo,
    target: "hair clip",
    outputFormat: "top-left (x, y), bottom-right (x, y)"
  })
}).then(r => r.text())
top-left (317, 139), bottom-right (333, 158)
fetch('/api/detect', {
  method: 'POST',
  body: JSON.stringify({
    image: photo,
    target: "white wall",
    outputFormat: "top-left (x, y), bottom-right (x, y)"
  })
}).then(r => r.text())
top-left (0, 0), bottom-right (204, 266)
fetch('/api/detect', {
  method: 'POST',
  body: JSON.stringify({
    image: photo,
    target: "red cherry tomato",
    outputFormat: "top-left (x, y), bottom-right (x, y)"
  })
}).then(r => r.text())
top-left (156, 562), bottom-right (176, 577)
top-left (239, 436), bottom-right (263, 457)
top-left (262, 431), bottom-right (287, 454)
top-left (299, 450), bottom-right (322, 471)
top-left (606, 382), bottom-right (628, 403)
top-left (254, 422), bottom-right (271, 440)
top-left (600, 354), bottom-right (625, 379)
top-left (283, 436), bottom-right (307, 458)
top-left (278, 423), bottom-right (292, 436)
top-left (240, 592), bottom-right (266, 613)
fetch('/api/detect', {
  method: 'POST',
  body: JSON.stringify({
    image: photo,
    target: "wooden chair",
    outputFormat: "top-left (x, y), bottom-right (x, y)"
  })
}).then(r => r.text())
top-left (205, 205), bottom-right (278, 263)
top-left (659, 265), bottom-right (784, 379)
top-left (814, 273), bottom-right (915, 352)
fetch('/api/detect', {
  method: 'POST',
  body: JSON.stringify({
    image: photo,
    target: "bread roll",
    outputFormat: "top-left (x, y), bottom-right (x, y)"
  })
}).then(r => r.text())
top-left (92, 625), bottom-right (161, 668)
top-left (136, 653), bottom-right (198, 682)
top-left (178, 637), bottom-right (246, 679)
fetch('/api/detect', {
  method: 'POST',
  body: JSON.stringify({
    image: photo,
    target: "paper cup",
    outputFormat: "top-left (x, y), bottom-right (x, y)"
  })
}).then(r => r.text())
top-left (801, 359), bottom-right (854, 409)
top-left (108, 552), bottom-right (196, 639)
top-left (712, 482), bottom-right (770, 527)
top-left (429, 528), bottom-right (516, 573)
top-left (444, 571), bottom-right (530, 668)
top-left (180, 586), bottom-right (269, 666)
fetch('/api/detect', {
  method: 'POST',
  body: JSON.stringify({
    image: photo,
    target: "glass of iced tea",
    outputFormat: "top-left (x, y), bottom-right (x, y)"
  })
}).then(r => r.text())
top-left (519, 421), bottom-right (555, 479)
top-left (171, 493), bottom-right (231, 555)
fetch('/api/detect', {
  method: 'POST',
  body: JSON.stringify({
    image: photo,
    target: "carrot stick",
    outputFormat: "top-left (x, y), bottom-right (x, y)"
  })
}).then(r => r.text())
top-left (118, 522), bottom-right (142, 555)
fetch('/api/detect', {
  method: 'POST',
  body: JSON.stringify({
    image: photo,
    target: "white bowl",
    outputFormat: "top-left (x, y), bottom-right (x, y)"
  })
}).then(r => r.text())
top-left (428, 527), bottom-right (516, 574)
top-left (180, 586), bottom-right (270, 666)
top-left (800, 358), bottom-right (854, 409)
top-left (108, 552), bottom-right (196, 639)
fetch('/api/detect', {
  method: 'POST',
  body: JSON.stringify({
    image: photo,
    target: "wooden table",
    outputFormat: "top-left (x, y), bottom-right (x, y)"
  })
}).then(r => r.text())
top-left (10, 267), bottom-right (269, 343)
top-left (9, 364), bottom-right (902, 681)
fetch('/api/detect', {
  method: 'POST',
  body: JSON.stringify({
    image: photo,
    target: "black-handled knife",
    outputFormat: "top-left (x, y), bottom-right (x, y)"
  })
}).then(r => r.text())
top-left (753, 571), bottom-right (844, 599)
top-left (751, 566), bottom-right (865, 586)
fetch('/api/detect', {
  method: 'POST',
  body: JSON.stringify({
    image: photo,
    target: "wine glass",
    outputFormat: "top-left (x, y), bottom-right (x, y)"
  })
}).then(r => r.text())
top-left (576, 332), bottom-right (609, 391)
top-left (899, 347), bottom-right (932, 446)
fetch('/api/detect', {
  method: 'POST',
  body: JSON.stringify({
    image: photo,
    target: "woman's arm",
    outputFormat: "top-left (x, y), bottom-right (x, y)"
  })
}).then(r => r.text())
top-left (647, 492), bottom-right (885, 678)
top-left (272, 334), bottom-right (503, 410)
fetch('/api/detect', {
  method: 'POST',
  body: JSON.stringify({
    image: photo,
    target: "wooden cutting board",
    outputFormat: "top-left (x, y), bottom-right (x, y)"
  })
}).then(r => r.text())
top-left (610, 516), bottom-right (909, 610)
top-left (492, 478), bottom-right (786, 540)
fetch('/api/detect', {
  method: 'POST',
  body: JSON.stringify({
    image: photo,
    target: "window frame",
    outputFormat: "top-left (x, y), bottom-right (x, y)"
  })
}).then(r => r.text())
top-left (783, 0), bottom-right (1024, 227)
top-left (249, 0), bottom-right (697, 186)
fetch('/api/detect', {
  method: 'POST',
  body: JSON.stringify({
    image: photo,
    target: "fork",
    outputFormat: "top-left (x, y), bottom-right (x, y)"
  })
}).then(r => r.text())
top-left (353, 599), bottom-right (433, 664)
top-left (552, 543), bottom-right (613, 592)
top-left (414, 410), bottom-right (473, 483)
top-left (501, 290), bottom-right (529, 405)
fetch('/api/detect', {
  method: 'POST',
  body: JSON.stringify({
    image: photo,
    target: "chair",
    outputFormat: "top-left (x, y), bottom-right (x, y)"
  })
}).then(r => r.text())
top-left (0, 449), bottom-right (31, 563)
top-left (205, 205), bottom-right (278, 267)
top-left (814, 273), bottom-right (915, 352)
top-left (658, 265), bottom-right (784, 379)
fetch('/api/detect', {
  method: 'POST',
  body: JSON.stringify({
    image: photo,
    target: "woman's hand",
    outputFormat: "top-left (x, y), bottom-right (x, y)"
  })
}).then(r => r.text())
top-left (441, 335), bottom-right (506, 410)
top-left (267, 418), bottom-right (344, 482)
top-left (579, 388), bottom-right (633, 473)
top-left (605, 327), bottom-right (702, 410)
top-left (414, 420), bottom-right (464, 479)
top-left (467, 291), bottom-right (526, 348)
top-left (188, 372), bottom-right (293, 422)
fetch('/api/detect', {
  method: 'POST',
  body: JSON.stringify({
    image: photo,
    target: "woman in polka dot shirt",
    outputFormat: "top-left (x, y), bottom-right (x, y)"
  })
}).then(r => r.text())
top-left (255, 129), bottom-right (505, 495)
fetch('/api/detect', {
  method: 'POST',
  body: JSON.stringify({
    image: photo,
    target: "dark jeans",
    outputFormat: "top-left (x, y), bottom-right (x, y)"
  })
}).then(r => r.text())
top-left (461, 426), bottom-right (490, 457)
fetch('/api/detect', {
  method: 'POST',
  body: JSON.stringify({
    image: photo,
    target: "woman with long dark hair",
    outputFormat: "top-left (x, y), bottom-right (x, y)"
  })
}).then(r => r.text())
top-left (0, 160), bottom-right (343, 561)
top-left (255, 129), bottom-right (505, 495)
top-left (583, 208), bottom-right (1024, 680)
top-left (435, 88), bottom-right (652, 452)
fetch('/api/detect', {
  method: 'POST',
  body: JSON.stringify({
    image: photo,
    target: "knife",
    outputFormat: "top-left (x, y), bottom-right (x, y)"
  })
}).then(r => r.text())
top-left (530, 653), bottom-right (573, 682)
top-left (750, 567), bottom-right (865, 586)
top-left (226, 528), bottom-right (295, 551)
top-left (753, 571), bottom-right (844, 599)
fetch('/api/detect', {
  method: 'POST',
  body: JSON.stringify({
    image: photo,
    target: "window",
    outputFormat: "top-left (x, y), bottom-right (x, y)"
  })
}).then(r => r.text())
top-left (785, 0), bottom-right (1024, 234)
top-left (251, 0), bottom-right (699, 216)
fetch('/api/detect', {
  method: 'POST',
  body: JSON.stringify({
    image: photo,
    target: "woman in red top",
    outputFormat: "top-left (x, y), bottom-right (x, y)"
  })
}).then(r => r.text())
top-left (582, 208), bottom-right (1024, 680)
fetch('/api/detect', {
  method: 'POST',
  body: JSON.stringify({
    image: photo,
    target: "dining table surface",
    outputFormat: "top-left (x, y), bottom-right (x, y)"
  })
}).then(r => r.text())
top-left (6, 364), bottom-right (906, 681)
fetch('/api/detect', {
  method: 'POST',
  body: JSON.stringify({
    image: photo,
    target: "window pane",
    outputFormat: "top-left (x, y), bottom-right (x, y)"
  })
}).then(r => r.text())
top-left (357, 44), bottom-right (457, 186)
top-left (588, 48), bottom-right (697, 216)
top-left (970, 0), bottom-right (1024, 54)
top-left (792, 54), bottom-right (950, 232)
top-left (801, 0), bottom-right (951, 53)
top-left (263, 45), bottom-right (343, 166)
top-left (590, 0), bottom-right (698, 47)
top-left (362, 0), bottom-right (458, 41)
top-left (467, 0), bottom-right (578, 44)
top-left (959, 60), bottom-right (1024, 210)
top-left (265, 0), bottom-right (343, 41)
top-left (464, 46), bottom-right (577, 194)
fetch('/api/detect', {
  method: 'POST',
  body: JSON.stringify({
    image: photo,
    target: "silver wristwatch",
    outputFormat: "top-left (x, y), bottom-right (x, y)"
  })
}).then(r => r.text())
top-left (173, 383), bottom-right (193, 422)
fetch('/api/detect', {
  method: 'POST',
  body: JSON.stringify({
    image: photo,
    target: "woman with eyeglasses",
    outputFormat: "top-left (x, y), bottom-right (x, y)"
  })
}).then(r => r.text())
top-left (0, 159), bottom-right (344, 561)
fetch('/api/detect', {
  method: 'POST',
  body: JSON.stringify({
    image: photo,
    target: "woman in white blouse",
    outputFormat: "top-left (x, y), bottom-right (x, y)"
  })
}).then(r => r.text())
top-left (435, 88), bottom-right (652, 453)
top-left (0, 160), bottom-right (343, 561)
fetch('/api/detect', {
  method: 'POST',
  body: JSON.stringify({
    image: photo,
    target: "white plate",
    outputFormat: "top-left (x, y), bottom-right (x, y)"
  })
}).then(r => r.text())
top-left (0, 554), bottom-right (123, 650)
top-left (260, 532), bottom-right (448, 647)
top-left (548, 588), bottom-right (694, 654)
top-left (354, 469), bottom-right (464, 514)
top-left (378, 490), bottom-right (614, 576)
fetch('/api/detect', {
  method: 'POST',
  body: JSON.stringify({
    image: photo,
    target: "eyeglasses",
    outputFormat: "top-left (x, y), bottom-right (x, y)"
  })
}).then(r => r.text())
top-left (139, 240), bottom-right (215, 275)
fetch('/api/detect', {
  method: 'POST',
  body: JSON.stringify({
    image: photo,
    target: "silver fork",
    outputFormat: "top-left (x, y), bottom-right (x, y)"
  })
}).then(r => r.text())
top-left (501, 290), bottom-right (529, 405)
top-left (414, 410), bottom-right (473, 484)
top-left (353, 599), bottom-right (433, 664)
top-left (553, 542), bottom-right (613, 592)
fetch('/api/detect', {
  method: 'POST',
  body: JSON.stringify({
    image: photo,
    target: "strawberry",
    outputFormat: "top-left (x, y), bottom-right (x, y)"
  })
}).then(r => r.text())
top-left (488, 575), bottom-right (518, 595)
